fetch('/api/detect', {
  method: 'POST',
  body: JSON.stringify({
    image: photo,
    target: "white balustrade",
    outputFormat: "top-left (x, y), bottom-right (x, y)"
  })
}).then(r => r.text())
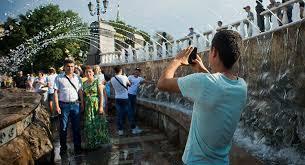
top-left (261, 0), bottom-right (303, 32)
top-left (100, 2), bottom-right (304, 66)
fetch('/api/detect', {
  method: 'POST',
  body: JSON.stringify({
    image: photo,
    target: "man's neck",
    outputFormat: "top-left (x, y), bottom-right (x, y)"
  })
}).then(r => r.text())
top-left (65, 72), bottom-right (73, 77)
top-left (216, 67), bottom-right (236, 80)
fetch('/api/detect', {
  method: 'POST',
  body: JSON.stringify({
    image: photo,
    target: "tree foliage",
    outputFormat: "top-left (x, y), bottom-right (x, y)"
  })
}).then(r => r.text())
top-left (0, 4), bottom-right (89, 73)
top-left (108, 20), bottom-right (151, 46)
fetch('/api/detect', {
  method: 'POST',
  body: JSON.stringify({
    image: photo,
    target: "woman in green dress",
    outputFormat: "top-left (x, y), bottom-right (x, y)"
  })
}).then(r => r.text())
top-left (83, 65), bottom-right (109, 149)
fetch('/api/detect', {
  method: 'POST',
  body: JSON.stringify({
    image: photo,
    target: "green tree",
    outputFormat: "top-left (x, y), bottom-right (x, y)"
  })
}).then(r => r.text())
top-left (0, 4), bottom-right (89, 73)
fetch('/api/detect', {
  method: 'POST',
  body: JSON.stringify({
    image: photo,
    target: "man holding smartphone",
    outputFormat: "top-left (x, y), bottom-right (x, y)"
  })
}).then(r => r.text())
top-left (157, 30), bottom-right (247, 164)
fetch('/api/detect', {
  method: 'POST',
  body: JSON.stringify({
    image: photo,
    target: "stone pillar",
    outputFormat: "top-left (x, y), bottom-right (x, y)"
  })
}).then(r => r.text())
top-left (87, 21), bottom-right (116, 65)
top-left (134, 33), bottom-right (145, 49)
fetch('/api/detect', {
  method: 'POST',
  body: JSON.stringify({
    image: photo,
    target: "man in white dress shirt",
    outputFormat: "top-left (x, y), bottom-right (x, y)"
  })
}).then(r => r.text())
top-left (54, 58), bottom-right (84, 155)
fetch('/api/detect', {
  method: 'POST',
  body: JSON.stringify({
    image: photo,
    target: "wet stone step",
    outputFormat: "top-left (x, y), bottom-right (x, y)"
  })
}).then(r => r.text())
top-left (111, 134), bottom-right (166, 145)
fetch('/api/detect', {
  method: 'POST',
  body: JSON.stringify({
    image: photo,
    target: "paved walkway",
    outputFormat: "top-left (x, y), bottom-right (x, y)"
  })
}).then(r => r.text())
top-left (52, 115), bottom-right (263, 165)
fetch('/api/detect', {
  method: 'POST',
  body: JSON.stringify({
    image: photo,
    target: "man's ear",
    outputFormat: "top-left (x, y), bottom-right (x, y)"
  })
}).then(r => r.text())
top-left (211, 47), bottom-right (218, 58)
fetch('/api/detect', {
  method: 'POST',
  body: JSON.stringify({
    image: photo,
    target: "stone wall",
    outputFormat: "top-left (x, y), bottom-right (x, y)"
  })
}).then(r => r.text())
top-left (0, 89), bottom-right (53, 164)
top-left (102, 20), bottom-right (305, 151)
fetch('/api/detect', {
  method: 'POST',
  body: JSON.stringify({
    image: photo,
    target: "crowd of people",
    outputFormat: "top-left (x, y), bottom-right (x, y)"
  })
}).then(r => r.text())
top-left (1, 59), bottom-right (148, 156)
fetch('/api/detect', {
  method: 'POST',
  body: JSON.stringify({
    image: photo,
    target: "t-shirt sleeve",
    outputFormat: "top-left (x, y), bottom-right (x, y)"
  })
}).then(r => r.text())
top-left (177, 73), bottom-right (212, 101)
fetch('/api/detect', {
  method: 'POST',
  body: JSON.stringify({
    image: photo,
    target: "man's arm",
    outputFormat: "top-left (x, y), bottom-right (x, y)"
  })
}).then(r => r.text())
top-left (157, 47), bottom-right (194, 93)
top-left (98, 84), bottom-right (104, 115)
top-left (54, 89), bottom-right (61, 114)
top-left (157, 61), bottom-right (181, 93)
top-left (126, 77), bottom-right (131, 87)
top-left (157, 47), bottom-right (209, 93)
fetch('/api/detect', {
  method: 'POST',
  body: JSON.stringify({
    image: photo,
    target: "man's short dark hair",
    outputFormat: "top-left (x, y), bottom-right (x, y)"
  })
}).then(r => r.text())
top-left (211, 30), bottom-right (242, 69)
top-left (114, 66), bottom-right (122, 74)
top-left (48, 67), bottom-right (56, 74)
top-left (64, 58), bottom-right (75, 66)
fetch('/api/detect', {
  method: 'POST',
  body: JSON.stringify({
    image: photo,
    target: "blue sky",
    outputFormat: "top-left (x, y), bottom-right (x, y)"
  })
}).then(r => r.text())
top-left (0, 0), bottom-right (269, 39)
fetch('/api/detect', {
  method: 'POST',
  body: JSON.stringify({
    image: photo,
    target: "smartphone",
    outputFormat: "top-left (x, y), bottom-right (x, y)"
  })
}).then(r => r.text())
top-left (188, 47), bottom-right (197, 65)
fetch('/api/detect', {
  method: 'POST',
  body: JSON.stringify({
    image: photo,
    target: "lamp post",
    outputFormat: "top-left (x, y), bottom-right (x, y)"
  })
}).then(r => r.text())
top-left (88, 0), bottom-right (109, 64)
top-left (88, 0), bottom-right (109, 21)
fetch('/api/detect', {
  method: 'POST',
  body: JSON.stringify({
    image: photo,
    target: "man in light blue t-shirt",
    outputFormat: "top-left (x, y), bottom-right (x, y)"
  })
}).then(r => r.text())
top-left (157, 30), bottom-right (247, 165)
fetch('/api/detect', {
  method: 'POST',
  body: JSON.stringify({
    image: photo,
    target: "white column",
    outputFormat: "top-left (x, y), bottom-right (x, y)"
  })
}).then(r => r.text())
top-left (172, 41), bottom-right (177, 56)
top-left (153, 42), bottom-right (158, 60)
top-left (120, 49), bottom-right (125, 63)
top-left (247, 23), bottom-right (253, 37)
top-left (104, 54), bottom-right (108, 64)
top-left (239, 21), bottom-right (246, 38)
top-left (177, 41), bottom-right (182, 53)
top-left (183, 40), bottom-right (189, 49)
top-left (115, 54), bottom-right (119, 63)
top-left (135, 49), bottom-right (139, 61)
top-left (144, 44), bottom-right (149, 61)
top-left (127, 45), bottom-right (133, 63)
top-left (282, 7), bottom-right (289, 24)
top-left (193, 34), bottom-right (198, 48)
top-left (197, 36), bottom-right (205, 52)
top-left (271, 14), bottom-right (279, 30)
top-left (108, 54), bottom-right (111, 64)
top-left (161, 42), bottom-right (166, 58)
top-left (265, 15), bottom-right (271, 31)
